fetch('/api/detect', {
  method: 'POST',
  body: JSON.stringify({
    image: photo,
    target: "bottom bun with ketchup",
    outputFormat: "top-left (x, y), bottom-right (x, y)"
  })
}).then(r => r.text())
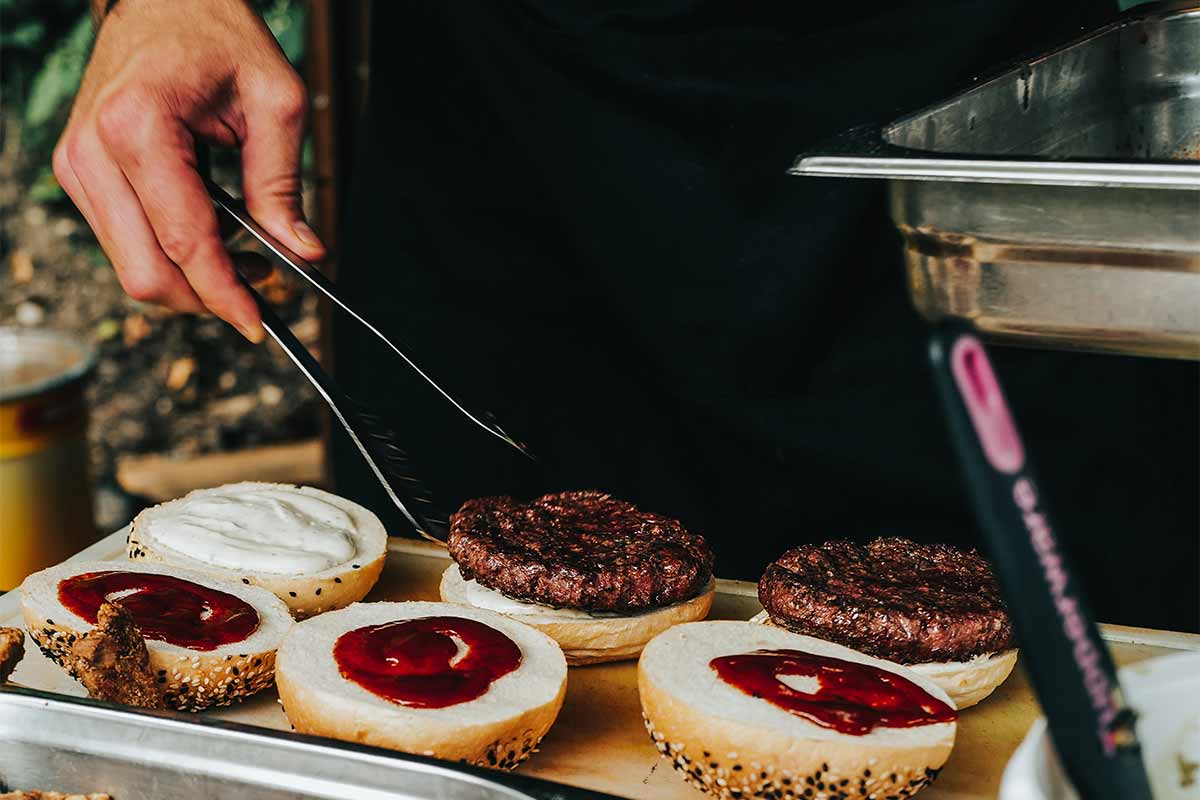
top-left (639, 621), bottom-right (957, 800)
top-left (275, 601), bottom-right (567, 769)
top-left (757, 537), bottom-right (1019, 708)
top-left (20, 560), bottom-right (291, 711)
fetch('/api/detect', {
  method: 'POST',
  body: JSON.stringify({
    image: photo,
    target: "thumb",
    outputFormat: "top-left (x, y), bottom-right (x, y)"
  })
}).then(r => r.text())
top-left (240, 76), bottom-right (326, 262)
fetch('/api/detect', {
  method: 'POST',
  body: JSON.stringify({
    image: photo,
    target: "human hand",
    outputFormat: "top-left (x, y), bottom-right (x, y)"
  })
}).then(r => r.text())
top-left (54, 0), bottom-right (325, 342)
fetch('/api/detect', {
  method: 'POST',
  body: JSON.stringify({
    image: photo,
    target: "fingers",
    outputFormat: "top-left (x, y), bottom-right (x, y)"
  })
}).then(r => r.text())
top-left (54, 131), bottom-right (207, 317)
top-left (240, 73), bottom-right (325, 262)
top-left (57, 0), bottom-right (313, 344)
top-left (96, 90), bottom-right (264, 343)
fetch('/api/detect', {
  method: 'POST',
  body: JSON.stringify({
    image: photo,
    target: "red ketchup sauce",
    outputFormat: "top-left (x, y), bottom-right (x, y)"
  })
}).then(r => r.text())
top-left (333, 616), bottom-right (522, 709)
top-left (57, 571), bottom-right (259, 651)
top-left (710, 649), bottom-right (957, 735)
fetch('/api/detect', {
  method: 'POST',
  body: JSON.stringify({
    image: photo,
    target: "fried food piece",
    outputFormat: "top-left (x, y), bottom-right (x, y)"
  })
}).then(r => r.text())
top-left (0, 626), bottom-right (25, 683)
top-left (67, 601), bottom-right (164, 709)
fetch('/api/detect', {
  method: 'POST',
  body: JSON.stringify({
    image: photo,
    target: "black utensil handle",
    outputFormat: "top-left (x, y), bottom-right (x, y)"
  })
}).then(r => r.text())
top-left (928, 322), bottom-right (1152, 800)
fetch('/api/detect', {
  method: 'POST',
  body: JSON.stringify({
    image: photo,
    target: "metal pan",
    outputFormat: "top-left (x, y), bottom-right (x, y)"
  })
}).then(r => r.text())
top-left (0, 687), bottom-right (617, 800)
top-left (790, 2), bottom-right (1200, 359)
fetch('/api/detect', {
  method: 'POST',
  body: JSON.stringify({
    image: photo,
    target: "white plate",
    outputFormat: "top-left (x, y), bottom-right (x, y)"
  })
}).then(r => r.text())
top-left (1000, 650), bottom-right (1200, 800)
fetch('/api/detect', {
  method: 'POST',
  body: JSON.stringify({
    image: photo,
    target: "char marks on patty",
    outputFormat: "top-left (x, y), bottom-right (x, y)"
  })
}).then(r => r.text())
top-left (449, 491), bottom-right (713, 612)
top-left (759, 537), bottom-right (1014, 664)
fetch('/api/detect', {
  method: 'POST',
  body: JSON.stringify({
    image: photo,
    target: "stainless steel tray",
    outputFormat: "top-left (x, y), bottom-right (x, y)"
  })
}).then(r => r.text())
top-left (0, 687), bottom-right (613, 800)
top-left (791, 2), bottom-right (1200, 359)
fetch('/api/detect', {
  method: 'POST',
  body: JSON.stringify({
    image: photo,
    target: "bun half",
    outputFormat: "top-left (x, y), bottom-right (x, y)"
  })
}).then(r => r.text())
top-left (275, 601), bottom-right (568, 769)
top-left (909, 649), bottom-right (1019, 708)
top-left (19, 560), bottom-right (291, 711)
top-left (639, 621), bottom-right (956, 800)
top-left (440, 564), bottom-right (714, 665)
top-left (127, 482), bottom-right (387, 618)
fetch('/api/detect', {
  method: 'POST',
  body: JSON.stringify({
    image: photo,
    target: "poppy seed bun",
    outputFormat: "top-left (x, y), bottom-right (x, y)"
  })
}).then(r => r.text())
top-left (127, 482), bottom-right (387, 618)
top-left (440, 564), bottom-right (714, 664)
top-left (449, 491), bottom-right (713, 611)
top-left (275, 601), bottom-right (568, 769)
top-left (19, 560), bottom-right (291, 711)
top-left (639, 621), bottom-right (956, 800)
top-left (749, 610), bottom-right (1017, 709)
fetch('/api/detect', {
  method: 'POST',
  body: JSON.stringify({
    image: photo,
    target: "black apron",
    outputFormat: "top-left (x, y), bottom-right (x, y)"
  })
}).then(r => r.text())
top-left (332, 1), bottom-right (1199, 632)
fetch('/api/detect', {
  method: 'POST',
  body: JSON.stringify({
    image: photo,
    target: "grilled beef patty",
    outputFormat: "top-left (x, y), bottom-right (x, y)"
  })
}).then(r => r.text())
top-left (448, 491), bottom-right (713, 612)
top-left (759, 537), bottom-right (1014, 664)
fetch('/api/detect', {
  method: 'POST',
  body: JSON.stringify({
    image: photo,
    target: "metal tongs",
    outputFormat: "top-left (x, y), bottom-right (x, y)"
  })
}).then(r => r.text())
top-left (206, 180), bottom-right (532, 543)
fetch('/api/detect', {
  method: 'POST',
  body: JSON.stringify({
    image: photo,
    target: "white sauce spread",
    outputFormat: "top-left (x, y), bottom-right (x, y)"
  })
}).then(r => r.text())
top-left (145, 487), bottom-right (357, 575)
top-left (462, 574), bottom-right (622, 619)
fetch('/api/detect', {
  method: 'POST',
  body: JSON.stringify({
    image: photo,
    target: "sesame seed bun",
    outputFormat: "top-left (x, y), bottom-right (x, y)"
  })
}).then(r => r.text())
top-left (750, 610), bottom-right (1017, 709)
top-left (439, 564), bottom-right (715, 665)
top-left (127, 482), bottom-right (387, 618)
top-left (638, 621), bottom-right (956, 800)
top-left (18, 560), bottom-right (291, 712)
top-left (275, 601), bottom-right (568, 770)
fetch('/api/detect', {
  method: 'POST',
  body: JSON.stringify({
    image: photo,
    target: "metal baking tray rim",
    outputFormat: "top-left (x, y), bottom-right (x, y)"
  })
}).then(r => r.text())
top-left (0, 685), bottom-right (601, 800)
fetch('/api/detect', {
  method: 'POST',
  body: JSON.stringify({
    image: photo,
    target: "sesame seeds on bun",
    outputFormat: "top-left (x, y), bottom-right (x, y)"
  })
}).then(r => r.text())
top-left (639, 621), bottom-right (957, 800)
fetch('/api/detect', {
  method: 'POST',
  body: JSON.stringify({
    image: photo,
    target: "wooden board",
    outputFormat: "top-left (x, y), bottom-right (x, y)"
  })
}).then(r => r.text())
top-left (4, 532), bottom-right (1198, 800)
top-left (115, 439), bottom-right (324, 501)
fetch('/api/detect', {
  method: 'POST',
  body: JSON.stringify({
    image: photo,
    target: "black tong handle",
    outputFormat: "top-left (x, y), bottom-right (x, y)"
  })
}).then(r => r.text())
top-left (928, 322), bottom-right (1152, 800)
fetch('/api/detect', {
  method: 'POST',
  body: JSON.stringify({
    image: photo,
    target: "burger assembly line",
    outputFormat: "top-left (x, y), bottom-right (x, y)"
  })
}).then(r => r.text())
top-left (7, 481), bottom-right (1019, 799)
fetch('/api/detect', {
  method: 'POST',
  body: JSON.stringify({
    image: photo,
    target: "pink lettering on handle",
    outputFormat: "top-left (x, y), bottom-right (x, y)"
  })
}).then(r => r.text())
top-left (1012, 477), bottom-right (1121, 756)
